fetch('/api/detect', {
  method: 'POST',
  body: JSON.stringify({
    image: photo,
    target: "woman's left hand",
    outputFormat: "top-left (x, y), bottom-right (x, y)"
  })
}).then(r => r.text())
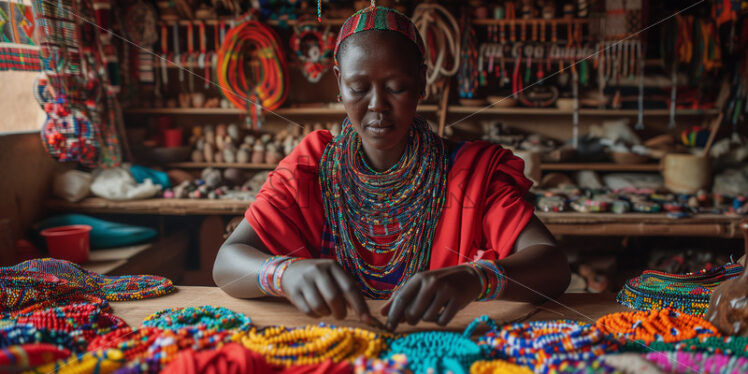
top-left (380, 265), bottom-right (482, 330)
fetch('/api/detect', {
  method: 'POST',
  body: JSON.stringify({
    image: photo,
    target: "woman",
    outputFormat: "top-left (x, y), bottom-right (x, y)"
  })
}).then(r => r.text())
top-left (213, 6), bottom-right (570, 331)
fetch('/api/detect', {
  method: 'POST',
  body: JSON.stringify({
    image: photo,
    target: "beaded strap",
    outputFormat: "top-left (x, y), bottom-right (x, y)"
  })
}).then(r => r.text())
top-left (466, 261), bottom-right (507, 301)
top-left (257, 256), bottom-right (302, 297)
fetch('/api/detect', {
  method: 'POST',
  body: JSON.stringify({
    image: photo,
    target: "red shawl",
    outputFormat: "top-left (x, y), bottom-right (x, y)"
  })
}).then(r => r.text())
top-left (246, 130), bottom-right (533, 271)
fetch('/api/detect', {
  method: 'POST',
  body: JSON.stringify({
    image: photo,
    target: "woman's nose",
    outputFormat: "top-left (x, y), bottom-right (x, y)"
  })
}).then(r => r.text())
top-left (367, 86), bottom-right (390, 112)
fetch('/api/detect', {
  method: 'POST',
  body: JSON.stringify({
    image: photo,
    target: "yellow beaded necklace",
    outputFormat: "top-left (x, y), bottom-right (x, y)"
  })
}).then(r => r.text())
top-left (28, 349), bottom-right (124, 374)
top-left (470, 359), bottom-right (533, 374)
top-left (234, 325), bottom-right (388, 366)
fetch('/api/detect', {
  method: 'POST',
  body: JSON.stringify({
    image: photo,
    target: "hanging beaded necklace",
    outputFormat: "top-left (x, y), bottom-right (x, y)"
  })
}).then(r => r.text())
top-left (234, 324), bottom-right (387, 366)
top-left (319, 117), bottom-right (448, 299)
top-left (596, 308), bottom-right (720, 344)
top-left (617, 263), bottom-right (743, 316)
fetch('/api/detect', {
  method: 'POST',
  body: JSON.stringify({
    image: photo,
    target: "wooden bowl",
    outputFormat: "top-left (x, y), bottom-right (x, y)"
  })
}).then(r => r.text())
top-left (611, 151), bottom-right (649, 164)
top-left (485, 96), bottom-right (517, 108)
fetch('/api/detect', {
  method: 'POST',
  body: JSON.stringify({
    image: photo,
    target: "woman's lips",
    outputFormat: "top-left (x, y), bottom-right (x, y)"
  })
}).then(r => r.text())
top-left (365, 123), bottom-right (394, 137)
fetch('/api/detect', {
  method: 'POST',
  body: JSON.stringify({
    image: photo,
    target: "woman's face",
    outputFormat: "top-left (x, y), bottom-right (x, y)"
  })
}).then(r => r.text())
top-left (334, 31), bottom-right (425, 152)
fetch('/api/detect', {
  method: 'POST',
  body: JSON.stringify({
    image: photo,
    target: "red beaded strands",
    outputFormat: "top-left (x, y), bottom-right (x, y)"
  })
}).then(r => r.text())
top-left (596, 308), bottom-right (720, 343)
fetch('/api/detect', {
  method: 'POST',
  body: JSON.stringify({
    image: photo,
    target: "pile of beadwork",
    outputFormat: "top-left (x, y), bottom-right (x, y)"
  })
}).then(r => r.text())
top-left (621, 335), bottom-right (748, 357)
top-left (616, 263), bottom-right (743, 315)
top-left (643, 351), bottom-right (748, 374)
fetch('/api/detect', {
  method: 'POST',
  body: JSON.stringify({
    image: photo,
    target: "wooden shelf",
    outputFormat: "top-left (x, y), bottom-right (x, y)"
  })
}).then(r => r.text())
top-left (47, 198), bottom-right (252, 215)
top-left (540, 163), bottom-right (660, 172)
top-left (472, 18), bottom-right (590, 26)
top-left (124, 105), bottom-right (439, 115)
top-left (448, 106), bottom-right (720, 116)
top-left (158, 18), bottom-right (346, 27)
top-left (47, 198), bottom-right (744, 238)
top-left (167, 162), bottom-right (277, 169)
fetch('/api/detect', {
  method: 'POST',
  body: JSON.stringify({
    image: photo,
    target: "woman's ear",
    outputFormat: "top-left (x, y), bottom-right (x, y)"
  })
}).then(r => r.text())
top-left (333, 65), bottom-right (342, 90)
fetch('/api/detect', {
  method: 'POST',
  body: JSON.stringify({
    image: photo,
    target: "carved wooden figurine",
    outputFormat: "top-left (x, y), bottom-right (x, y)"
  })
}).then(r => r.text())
top-left (705, 219), bottom-right (748, 335)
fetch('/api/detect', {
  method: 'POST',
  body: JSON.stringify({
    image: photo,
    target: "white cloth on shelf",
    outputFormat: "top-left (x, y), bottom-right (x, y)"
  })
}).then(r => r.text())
top-left (90, 166), bottom-right (161, 200)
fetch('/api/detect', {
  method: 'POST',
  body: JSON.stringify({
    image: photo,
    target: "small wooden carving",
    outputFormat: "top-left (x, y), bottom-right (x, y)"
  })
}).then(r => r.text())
top-left (705, 219), bottom-right (748, 336)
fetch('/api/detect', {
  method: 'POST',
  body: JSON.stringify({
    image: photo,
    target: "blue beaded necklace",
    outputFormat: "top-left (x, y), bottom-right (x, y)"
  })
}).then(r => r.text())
top-left (141, 306), bottom-right (252, 332)
top-left (386, 315), bottom-right (496, 374)
top-left (319, 117), bottom-right (449, 299)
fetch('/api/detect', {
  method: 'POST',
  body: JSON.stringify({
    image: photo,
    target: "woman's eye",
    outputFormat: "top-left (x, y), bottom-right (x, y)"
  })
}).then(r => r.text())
top-left (388, 87), bottom-right (406, 94)
top-left (350, 87), bottom-right (367, 95)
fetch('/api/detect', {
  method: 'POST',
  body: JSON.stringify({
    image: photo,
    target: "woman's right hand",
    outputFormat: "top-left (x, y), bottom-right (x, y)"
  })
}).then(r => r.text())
top-left (280, 258), bottom-right (379, 325)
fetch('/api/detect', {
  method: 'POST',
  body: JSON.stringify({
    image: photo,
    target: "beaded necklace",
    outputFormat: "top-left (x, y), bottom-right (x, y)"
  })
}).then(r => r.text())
top-left (644, 351), bottom-right (748, 374)
top-left (617, 263), bottom-right (743, 316)
top-left (319, 117), bottom-right (449, 299)
top-left (622, 335), bottom-right (748, 357)
top-left (596, 308), bottom-right (720, 344)
top-left (235, 324), bottom-right (386, 367)
top-left (354, 354), bottom-right (408, 374)
top-left (27, 348), bottom-right (125, 374)
top-left (470, 360), bottom-right (533, 374)
top-left (141, 306), bottom-right (252, 332)
top-left (386, 315), bottom-right (494, 374)
top-left (3, 258), bottom-right (175, 304)
top-left (476, 319), bottom-right (619, 373)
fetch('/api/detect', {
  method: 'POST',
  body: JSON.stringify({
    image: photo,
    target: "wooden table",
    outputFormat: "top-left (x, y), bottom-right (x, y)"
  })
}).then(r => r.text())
top-left (111, 286), bottom-right (629, 333)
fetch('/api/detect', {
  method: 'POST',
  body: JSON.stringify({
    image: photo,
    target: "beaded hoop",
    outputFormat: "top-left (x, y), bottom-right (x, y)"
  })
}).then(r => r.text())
top-left (290, 23), bottom-right (335, 83)
top-left (386, 315), bottom-right (495, 374)
top-left (236, 324), bottom-right (386, 366)
top-left (616, 263), bottom-right (743, 316)
top-left (141, 306), bottom-right (252, 332)
top-left (596, 308), bottom-right (720, 344)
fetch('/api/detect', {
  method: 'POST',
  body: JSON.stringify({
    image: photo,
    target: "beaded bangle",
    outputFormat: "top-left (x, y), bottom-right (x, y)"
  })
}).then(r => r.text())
top-left (141, 306), bottom-right (252, 332)
top-left (596, 308), bottom-right (720, 344)
top-left (257, 256), bottom-right (302, 297)
top-left (466, 260), bottom-right (507, 301)
top-left (235, 324), bottom-right (386, 366)
top-left (470, 359), bottom-right (533, 374)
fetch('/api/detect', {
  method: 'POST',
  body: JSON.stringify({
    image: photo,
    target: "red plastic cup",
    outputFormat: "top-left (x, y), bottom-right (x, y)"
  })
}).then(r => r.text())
top-left (40, 225), bottom-right (92, 264)
top-left (163, 128), bottom-right (183, 148)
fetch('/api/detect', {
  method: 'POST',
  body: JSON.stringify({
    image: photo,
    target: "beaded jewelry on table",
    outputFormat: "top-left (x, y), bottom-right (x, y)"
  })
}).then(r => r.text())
top-left (617, 263), bottom-right (743, 316)
top-left (644, 351), bottom-right (748, 374)
top-left (141, 306), bottom-right (252, 332)
top-left (235, 323), bottom-right (387, 367)
top-left (621, 335), bottom-right (748, 357)
top-left (476, 319), bottom-right (620, 373)
top-left (386, 315), bottom-right (494, 374)
top-left (596, 308), bottom-right (720, 344)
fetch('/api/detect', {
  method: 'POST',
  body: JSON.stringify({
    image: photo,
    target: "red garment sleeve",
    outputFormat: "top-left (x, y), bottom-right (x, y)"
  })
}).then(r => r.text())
top-left (478, 148), bottom-right (535, 261)
top-left (244, 130), bottom-right (332, 258)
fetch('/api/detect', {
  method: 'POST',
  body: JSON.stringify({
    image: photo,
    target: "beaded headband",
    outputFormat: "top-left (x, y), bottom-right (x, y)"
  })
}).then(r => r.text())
top-left (331, 4), bottom-right (425, 65)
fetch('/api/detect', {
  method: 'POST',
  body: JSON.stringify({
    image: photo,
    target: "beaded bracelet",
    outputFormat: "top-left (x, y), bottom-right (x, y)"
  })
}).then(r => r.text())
top-left (466, 260), bottom-right (507, 301)
top-left (257, 256), bottom-right (302, 297)
top-left (141, 306), bottom-right (252, 332)
top-left (386, 315), bottom-right (496, 374)
top-left (235, 324), bottom-right (386, 366)
top-left (596, 308), bottom-right (720, 344)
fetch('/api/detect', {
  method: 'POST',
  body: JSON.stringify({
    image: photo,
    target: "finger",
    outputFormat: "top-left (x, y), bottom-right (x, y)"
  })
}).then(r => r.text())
top-left (404, 284), bottom-right (438, 325)
top-left (330, 266), bottom-right (371, 319)
top-left (301, 284), bottom-right (331, 317)
top-left (380, 299), bottom-right (392, 316)
top-left (314, 272), bottom-right (347, 319)
top-left (422, 292), bottom-right (449, 323)
top-left (437, 299), bottom-right (459, 326)
top-left (288, 290), bottom-right (315, 317)
top-left (386, 280), bottom-right (422, 331)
